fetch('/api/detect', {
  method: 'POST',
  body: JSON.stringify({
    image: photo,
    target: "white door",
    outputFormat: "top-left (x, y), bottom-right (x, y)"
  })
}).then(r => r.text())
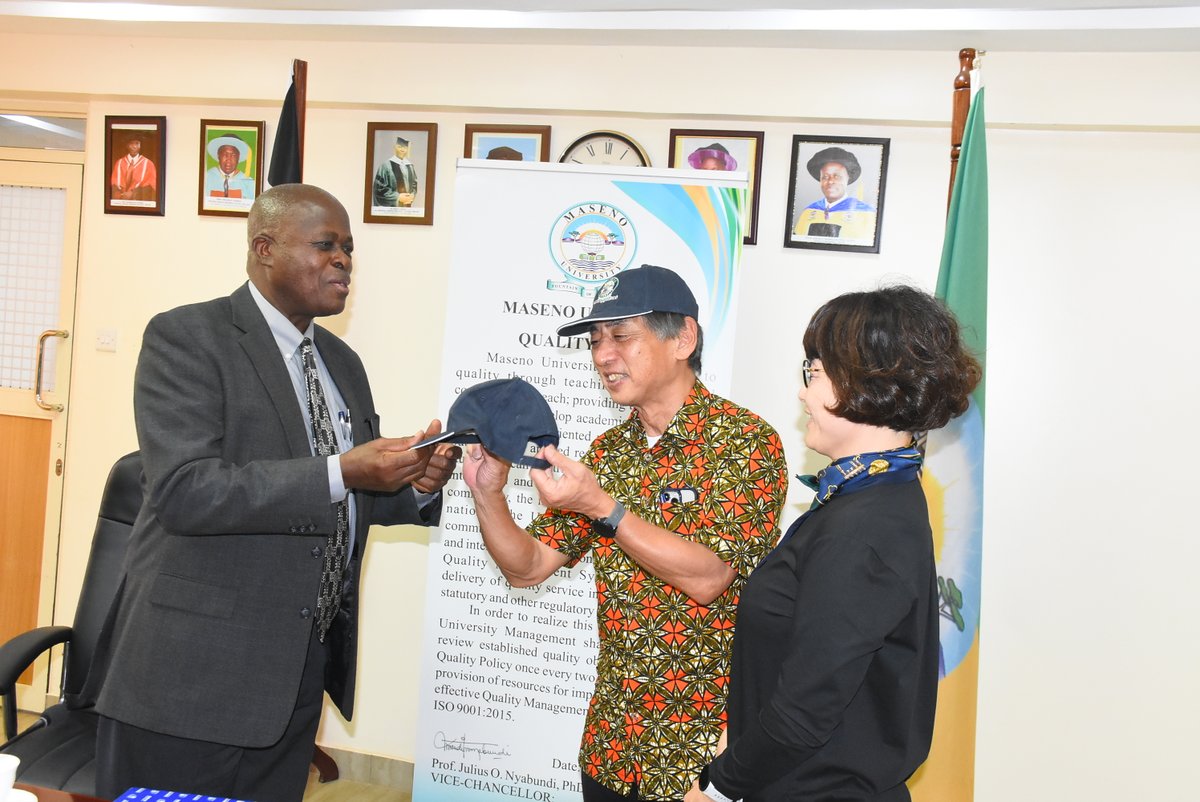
top-left (0, 156), bottom-right (82, 710)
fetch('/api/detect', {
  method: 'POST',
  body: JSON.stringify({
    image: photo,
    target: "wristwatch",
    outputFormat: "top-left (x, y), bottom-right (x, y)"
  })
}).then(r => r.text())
top-left (593, 500), bottom-right (626, 536)
top-left (698, 766), bottom-right (738, 802)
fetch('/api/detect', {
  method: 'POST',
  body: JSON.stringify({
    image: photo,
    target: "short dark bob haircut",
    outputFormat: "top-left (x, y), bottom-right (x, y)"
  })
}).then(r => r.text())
top-left (803, 285), bottom-right (982, 433)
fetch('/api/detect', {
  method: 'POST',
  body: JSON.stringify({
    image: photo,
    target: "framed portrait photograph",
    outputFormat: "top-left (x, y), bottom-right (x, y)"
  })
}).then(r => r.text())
top-left (105, 115), bottom-right (166, 216)
top-left (364, 122), bottom-right (438, 225)
top-left (197, 119), bottom-right (265, 217)
top-left (785, 135), bottom-right (889, 254)
top-left (668, 129), bottom-right (765, 245)
top-left (463, 124), bottom-right (552, 162)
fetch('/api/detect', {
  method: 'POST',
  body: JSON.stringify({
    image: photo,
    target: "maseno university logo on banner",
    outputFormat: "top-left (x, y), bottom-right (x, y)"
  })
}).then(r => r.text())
top-left (547, 201), bottom-right (639, 295)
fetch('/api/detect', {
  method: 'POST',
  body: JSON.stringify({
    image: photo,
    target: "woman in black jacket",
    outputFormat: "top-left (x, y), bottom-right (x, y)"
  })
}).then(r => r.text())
top-left (690, 285), bottom-right (981, 802)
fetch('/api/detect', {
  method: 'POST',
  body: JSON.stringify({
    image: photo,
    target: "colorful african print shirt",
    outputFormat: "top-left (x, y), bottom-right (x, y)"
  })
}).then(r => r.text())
top-left (528, 381), bottom-right (788, 800)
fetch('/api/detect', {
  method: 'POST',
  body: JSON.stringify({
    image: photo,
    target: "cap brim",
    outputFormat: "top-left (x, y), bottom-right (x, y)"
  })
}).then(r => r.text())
top-left (414, 430), bottom-right (554, 470)
top-left (556, 310), bottom-right (652, 337)
top-left (412, 429), bottom-right (479, 450)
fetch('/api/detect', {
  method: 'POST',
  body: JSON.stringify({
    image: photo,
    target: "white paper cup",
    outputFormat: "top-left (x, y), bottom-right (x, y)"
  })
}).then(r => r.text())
top-left (0, 753), bottom-right (19, 801)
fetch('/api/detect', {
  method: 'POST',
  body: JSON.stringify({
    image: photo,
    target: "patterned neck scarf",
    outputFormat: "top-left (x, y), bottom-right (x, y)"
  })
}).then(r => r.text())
top-left (798, 445), bottom-right (923, 508)
top-left (775, 445), bottom-right (923, 550)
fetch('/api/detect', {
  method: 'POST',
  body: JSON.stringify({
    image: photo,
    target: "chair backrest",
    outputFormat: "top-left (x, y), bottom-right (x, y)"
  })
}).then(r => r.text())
top-left (62, 451), bottom-right (142, 699)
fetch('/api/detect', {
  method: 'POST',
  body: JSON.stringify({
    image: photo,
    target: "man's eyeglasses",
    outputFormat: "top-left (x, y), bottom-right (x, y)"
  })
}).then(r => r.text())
top-left (801, 358), bottom-right (822, 387)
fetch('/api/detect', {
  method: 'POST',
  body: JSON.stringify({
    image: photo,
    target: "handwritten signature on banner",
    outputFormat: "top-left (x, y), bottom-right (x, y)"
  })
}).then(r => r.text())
top-left (434, 731), bottom-right (513, 760)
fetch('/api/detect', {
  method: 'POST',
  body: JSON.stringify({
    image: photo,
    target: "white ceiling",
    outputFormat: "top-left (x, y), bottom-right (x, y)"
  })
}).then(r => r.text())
top-left (1, 0), bottom-right (1198, 50)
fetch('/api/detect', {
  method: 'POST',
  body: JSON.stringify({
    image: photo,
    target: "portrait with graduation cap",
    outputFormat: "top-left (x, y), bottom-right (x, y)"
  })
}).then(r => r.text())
top-left (106, 117), bottom-right (164, 210)
top-left (367, 123), bottom-right (438, 221)
top-left (786, 136), bottom-right (889, 253)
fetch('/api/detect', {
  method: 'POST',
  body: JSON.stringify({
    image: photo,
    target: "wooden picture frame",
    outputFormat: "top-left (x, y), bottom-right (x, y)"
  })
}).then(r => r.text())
top-left (463, 124), bottom-right (552, 162)
top-left (105, 115), bottom-right (166, 216)
top-left (669, 128), bottom-right (765, 246)
top-left (197, 119), bottom-right (264, 217)
top-left (364, 122), bottom-right (438, 225)
top-left (785, 135), bottom-right (889, 254)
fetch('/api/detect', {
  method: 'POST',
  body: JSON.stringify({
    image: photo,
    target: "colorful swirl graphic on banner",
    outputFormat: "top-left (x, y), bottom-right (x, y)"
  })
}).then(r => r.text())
top-left (614, 182), bottom-right (743, 339)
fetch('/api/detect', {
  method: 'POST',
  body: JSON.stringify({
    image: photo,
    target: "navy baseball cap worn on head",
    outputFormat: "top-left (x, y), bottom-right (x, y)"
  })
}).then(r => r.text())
top-left (556, 264), bottom-right (700, 337)
top-left (414, 377), bottom-right (559, 469)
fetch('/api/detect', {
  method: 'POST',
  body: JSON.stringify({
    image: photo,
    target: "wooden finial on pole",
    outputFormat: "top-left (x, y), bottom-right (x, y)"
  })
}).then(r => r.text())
top-left (948, 47), bottom-right (976, 212)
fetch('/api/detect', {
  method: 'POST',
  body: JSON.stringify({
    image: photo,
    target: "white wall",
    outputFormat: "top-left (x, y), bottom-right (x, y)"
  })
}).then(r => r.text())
top-left (2, 30), bottom-right (1198, 801)
top-left (977, 125), bottom-right (1200, 799)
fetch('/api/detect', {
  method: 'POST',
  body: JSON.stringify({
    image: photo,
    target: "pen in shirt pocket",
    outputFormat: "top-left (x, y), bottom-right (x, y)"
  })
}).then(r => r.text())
top-left (337, 409), bottom-right (353, 443)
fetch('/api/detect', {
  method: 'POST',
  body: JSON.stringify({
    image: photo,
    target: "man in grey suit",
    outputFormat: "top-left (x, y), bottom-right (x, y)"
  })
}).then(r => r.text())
top-left (88, 184), bottom-right (459, 801)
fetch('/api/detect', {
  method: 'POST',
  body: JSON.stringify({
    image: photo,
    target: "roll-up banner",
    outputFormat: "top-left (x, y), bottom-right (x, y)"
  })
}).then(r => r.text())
top-left (414, 159), bottom-right (746, 802)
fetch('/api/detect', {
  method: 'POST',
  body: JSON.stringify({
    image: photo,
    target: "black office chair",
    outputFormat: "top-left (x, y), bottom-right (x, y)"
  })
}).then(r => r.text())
top-left (0, 451), bottom-right (142, 793)
top-left (0, 450), bottom-right (343, 794)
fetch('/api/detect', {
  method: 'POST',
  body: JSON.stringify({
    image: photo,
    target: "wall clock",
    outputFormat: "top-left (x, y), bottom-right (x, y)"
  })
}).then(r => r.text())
top-left (559, 130), bottom-right (651, 167)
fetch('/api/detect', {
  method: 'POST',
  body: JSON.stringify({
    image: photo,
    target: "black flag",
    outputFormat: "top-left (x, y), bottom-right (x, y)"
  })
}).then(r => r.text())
top-left (268, 63), bottom-right (304, 185)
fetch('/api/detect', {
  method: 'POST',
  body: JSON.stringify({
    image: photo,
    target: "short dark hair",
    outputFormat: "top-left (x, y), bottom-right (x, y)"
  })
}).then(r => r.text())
top-left (802, 285), bottom-right (981, 432)
top-left (643, 311), bottom-right (703, 375)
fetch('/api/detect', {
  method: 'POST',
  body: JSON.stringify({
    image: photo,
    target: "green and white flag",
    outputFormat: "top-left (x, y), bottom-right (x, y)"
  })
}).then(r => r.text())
top-left (911, 85), bottom-right (987, 801)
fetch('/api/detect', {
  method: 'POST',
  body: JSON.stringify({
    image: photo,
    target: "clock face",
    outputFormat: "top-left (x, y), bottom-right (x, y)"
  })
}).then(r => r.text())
top-left (559, 131), bottom-right (651, 167)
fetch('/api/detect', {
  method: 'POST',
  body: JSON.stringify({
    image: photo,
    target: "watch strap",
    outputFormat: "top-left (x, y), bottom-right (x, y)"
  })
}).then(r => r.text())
top-left (593, 500), bottom-right (626, 536)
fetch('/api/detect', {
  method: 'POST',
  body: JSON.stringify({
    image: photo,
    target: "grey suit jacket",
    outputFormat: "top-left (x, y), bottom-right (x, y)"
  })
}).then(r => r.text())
top-left (89, 283), bottom-right (431, 748)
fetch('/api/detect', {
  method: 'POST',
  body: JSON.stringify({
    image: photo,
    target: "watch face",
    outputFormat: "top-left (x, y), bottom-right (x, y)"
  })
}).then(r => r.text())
top-left (559, 131), bottom-right (650, 167)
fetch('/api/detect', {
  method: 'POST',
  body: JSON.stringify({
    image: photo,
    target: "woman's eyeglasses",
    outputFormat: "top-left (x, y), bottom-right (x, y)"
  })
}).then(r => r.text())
top-left (801, 358), bottom-right (823, 387)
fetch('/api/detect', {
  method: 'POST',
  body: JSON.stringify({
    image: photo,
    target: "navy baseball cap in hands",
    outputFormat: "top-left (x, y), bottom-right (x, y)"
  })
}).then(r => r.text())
top-left (415, 377), bottom-right (559, 469)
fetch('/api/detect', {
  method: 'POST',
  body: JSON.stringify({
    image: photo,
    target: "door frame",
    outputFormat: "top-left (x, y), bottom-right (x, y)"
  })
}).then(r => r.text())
top-left (1, 146), bottom-right (85, 711)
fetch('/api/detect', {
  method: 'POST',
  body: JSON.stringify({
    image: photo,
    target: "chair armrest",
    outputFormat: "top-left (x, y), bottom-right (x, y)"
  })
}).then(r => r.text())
top-left (1, 626), bottom-right (71, 740)
top-left (0, 626), bottom-right (71, 688)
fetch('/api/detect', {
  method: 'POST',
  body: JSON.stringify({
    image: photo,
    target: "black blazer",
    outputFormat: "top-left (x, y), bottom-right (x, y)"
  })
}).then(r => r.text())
top-left (710, 479), bottom-right (938, 801)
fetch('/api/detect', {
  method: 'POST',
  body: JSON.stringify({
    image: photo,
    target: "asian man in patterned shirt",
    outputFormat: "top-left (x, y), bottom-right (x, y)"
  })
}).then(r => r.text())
top-left (464, 264), bottom-right (788, 802)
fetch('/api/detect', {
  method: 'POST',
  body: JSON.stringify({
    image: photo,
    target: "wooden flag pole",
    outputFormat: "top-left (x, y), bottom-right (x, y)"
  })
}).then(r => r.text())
top-left (292, 59), bottom-right (307, 180)
top-left (948, 48), bottom-right (976, 212)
